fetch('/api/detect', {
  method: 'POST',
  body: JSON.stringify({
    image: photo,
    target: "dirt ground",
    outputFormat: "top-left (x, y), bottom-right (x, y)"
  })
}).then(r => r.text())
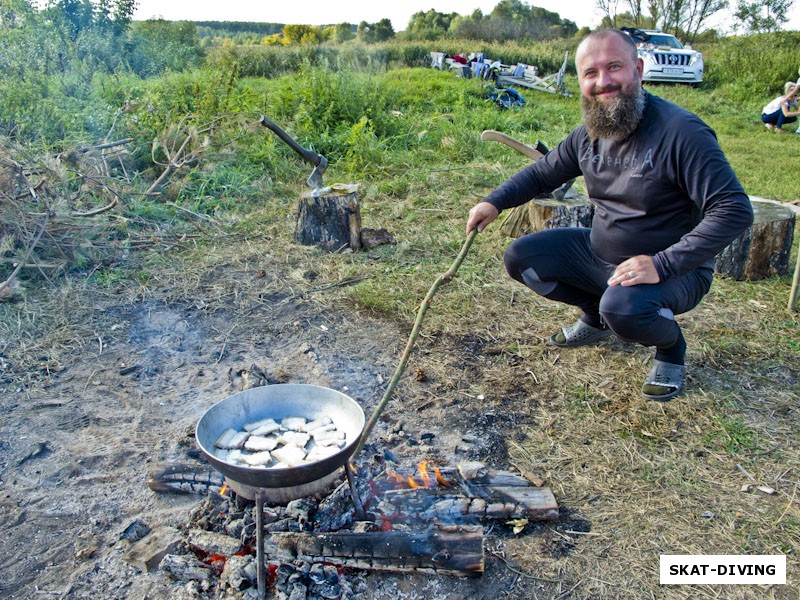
top-left (1, 228), bottom-right (798, 599)
top-left (0, 268), bottom-right (578, 600)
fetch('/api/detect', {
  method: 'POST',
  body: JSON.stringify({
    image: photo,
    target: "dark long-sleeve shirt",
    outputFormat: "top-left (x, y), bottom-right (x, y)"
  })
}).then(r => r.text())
top-left (483, 92), bottom-right (754, 280)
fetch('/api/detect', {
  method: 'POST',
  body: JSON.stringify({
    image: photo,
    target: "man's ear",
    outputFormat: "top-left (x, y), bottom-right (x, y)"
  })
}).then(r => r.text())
top-left (636, 57), bottom-right (644, 78)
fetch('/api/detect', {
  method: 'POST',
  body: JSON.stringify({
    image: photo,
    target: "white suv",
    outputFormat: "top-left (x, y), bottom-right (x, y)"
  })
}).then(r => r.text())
top-left (622, 28), bottom-right (703, 85)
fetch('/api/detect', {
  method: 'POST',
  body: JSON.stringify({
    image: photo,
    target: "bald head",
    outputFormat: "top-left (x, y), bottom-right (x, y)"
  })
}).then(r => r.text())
top-left (576, 29), bottom-right (639, 67)
top-left (574, 28), bottom-right (643, 104)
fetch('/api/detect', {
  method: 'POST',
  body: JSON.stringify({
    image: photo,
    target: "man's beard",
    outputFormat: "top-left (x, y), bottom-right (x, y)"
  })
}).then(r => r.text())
top-left (581, 86), bottom-right (646, 141)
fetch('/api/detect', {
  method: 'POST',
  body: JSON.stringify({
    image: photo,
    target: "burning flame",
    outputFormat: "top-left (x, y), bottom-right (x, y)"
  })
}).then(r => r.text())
top-left (434, 464), bottom-right (451, 488)
top-left (408, 460), bottom-right (431, 488)
top-left (219, 482), bottom-right (228, 496)
top-left (389, 460), bottom-right (452, 489)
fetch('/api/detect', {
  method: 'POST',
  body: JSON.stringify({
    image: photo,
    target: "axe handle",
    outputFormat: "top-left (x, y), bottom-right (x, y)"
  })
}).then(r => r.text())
top-left (259, 115), bottom-right (324, 167)
top-left (480, 130), bottom-right (546, 161)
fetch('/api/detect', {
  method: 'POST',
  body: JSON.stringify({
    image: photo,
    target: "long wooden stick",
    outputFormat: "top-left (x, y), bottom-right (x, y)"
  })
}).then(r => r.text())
top-left (789, 235), bottom-right (800, 312)
top-left (353, 229), bottom-right (478, 457)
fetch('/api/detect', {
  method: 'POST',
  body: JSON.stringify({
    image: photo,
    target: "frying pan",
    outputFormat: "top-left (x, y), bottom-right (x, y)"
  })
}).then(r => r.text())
top-left (195, 384), bottom-right (364, 491)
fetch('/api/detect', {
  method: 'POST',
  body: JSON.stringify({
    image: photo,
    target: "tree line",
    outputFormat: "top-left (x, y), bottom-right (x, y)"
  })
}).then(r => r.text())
top-left (188, 0), bottom-right (796, 48)
top-left (596, 0), bottom-right (794, 42)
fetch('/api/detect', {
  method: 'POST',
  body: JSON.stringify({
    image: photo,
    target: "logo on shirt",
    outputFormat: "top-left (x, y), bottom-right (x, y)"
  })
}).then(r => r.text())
top-left (580, 146), bottom-right (655, 172)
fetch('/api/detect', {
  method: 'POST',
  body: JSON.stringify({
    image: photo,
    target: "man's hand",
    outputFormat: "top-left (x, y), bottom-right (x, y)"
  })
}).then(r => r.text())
top-left (607, 255), bottom-right (660, 286)
top-left (466, 202), bottom-right (499, 235)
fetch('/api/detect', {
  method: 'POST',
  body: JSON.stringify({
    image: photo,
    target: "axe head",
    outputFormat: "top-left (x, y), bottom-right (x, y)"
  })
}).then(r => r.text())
top-left (307, 155), bottom-right (328, 191)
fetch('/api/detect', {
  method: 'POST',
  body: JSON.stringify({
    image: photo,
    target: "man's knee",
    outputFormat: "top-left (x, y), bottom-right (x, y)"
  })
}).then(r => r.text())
top-left (600, 287), bottom-right (677, 344)
top-left (520, 267), bottom-right (557, 296)
top-left (503, 238), bottom-right (558, 295)
top-left (600, 286), bottom-right (646, 340)
top-left (503, 239), bottom-right (531, 283)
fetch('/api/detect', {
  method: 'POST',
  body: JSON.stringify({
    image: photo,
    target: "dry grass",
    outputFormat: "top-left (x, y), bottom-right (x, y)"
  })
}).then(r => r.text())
top-left (1, 167), bottom-right (798, 599)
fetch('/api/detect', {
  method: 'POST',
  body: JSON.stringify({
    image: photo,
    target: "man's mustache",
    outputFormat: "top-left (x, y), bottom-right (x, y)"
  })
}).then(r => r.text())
top-left (592, 84), bottom-right (622, 95)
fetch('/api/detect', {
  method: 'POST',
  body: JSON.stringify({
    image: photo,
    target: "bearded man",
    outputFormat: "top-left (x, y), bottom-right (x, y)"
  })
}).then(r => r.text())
top-left (465, 29), bottom-right (753, 401)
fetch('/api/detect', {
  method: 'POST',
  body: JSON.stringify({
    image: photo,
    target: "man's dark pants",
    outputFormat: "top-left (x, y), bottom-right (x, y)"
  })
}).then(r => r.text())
top-left (504, 228), bottom-right (713, 347)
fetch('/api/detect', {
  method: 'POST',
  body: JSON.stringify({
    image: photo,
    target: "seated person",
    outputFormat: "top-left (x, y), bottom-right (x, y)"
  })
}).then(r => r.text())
top-left (761, 81), bottom-right (800, 133)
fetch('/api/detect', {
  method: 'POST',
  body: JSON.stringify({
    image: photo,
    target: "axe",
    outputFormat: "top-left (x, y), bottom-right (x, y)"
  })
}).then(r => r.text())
top-left (259, 115), bottom-right (328, 191)
top-left (480, 130), bottom-right (547, 161)
top-left (480, 130), bottom-right (575, 200)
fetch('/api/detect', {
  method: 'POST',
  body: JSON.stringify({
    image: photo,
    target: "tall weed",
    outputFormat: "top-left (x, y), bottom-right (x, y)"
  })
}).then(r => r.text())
top-left (700, 32), bottom-right (800, 99)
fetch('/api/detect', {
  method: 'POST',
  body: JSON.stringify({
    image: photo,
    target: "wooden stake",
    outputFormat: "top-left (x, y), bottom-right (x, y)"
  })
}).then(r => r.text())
top-left (789, 235), bottom-right (800, 312)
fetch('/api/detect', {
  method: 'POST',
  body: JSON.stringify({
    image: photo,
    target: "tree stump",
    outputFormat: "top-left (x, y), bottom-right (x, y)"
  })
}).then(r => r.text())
top-left (500, 193), bottom-right (594, 238)
top-left (294, 187), bottom-right (362, 252)
top-left (715, 198), bottom-right (796, 281)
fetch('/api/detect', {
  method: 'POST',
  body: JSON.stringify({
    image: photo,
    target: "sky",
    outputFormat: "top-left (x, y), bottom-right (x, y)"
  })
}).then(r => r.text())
top-left (132, 0), bottom-right (800, 34)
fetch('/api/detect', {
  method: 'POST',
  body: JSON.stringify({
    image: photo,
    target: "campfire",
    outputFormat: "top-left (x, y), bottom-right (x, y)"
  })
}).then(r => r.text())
top-left (130, 228), bottom-right (564, 599)
top-left (139, 450), bottom-right (559, 599)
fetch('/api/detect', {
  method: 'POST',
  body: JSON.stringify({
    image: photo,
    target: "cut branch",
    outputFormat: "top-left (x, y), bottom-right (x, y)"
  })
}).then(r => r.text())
top-left (78, 138), bottom-right (132, 153)
top-left (0, 209), bottom-right (50, 299)
top-left (354, 229), bottom-right (478, 457)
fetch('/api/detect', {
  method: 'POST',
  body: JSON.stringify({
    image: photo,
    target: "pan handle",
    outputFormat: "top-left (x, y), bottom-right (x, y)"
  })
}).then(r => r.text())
top-left (259, 115), bottom-right (324, 167)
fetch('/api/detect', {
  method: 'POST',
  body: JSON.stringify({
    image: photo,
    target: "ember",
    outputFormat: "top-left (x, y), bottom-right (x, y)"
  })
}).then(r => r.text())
top-left (140, 456), bottom-right (560, 599)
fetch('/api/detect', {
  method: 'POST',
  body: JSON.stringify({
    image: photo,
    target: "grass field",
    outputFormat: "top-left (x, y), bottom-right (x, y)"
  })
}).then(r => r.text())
top-left (1, 54), bottom-right (798, 597)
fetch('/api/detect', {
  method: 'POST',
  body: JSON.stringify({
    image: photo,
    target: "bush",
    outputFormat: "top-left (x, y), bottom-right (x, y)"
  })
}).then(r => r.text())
top-left (700, 32), bottom-right (800, 99)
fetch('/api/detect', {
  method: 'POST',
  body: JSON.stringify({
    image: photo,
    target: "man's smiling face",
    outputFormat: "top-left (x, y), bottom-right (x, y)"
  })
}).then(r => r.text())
top-left (576, 31), bottom-right (647, 141)
top-left (576, 32), bottom-right (643, 105)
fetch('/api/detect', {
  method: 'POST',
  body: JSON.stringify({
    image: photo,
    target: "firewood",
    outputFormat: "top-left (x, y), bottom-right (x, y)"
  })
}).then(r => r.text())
top-left (381, 486), bottom-right (559, 522)
top-left (265, 525), bottom-right (484, 576)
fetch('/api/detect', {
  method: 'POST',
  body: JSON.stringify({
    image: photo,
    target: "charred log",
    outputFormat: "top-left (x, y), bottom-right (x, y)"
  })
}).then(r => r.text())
top-left (266, 525), bottom-right (484, 576)
top-left (380, 486), bottom-right (558, 522)
top-left (147, 463), bottom-right (223, 495)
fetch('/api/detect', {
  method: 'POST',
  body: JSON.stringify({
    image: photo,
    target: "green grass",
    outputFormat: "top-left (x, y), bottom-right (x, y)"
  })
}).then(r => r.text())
top-left (704, 415), bottom-right (761, 454)
top-left (3, 39), bottom-right (799, 600)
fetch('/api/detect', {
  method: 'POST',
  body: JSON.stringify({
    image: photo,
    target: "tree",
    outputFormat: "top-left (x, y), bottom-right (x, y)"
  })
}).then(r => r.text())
top-left (356, 18), bottom-right (394, 43)
top-left (595, 0), bottom-right (624, 27)
top-left (734, 0), bottom-right (792, 32)
top-left (371, 18), bottom-right (394, 41)
top-left (126, 19), bottom-right (203, 76)
top-left (46, 0), bottom-right (94, 38)
top-left (600, 10), bottom-right (656, 28)
top-left (95, 0), bottom-right (135, 34)
top-left (596, 0), bottom-right (728, 39)
top-left (282, 24), bottom-right (322, 45)
top-left (0, 0), bottom-right (35, 28)
top-left (405, 9), bottom-right (456, 40)
top-left (111, 0), bottom-right (136, 32)
top-left (326, 22), bottom-right (355, 43)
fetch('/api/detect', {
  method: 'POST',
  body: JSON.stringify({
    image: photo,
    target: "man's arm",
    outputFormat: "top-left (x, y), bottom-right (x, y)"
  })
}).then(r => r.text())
top-left (653, 119), bottom-right (753, 280)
